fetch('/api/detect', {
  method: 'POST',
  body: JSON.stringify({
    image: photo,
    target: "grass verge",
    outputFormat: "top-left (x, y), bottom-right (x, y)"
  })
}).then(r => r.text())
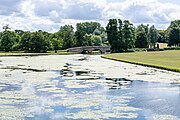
top-left (102, 50), bottom-right (180, 73)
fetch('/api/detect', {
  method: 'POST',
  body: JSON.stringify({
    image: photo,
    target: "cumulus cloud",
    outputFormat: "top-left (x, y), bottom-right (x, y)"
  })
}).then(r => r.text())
top-left (65, 2), bottom-right (103, 20)
top-left (0, 0), bottom-right (179, 32)
top-left (107, 0), bottom-right (180, 24)
top-left (0, 0), bottom-right (21, 15)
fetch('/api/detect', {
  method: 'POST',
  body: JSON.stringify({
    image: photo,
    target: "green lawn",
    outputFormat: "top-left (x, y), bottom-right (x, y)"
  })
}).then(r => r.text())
top-left (102, 50), bottom-right (180, 72)
top-left (0, 50), bottom-right (77, 56)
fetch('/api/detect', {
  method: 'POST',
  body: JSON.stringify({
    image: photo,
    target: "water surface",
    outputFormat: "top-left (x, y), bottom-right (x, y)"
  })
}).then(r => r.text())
top-left (0, 55), bottom-right (179, 120)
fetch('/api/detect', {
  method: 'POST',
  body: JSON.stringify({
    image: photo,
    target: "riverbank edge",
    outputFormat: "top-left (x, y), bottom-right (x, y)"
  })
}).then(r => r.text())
top-left (0, 52), bottom-right (78, 57)
top-left (101, 55), bottom-right (180, 73)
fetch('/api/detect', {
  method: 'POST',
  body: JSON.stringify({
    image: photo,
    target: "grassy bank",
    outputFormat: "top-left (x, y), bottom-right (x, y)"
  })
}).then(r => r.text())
top-left (0, 50), bottom-right (77, 57)
top-left (102, 50), bottom-right (180, 73)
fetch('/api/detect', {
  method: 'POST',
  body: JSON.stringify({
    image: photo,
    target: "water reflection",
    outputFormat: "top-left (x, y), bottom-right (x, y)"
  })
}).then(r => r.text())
top-left (106, 78), bottom-right (132, 89)
top-left (0, 82), bottom-right (21, 92)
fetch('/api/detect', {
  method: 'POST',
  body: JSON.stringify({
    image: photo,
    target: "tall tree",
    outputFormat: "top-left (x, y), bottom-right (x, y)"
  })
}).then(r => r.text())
top-left (76, 22), bottom-right (102, 34)
top-left (0, 31), bottom-right (19, 52)
top-left (148, 25), bottom-right (158, 48)
top-left (75, 22), bottom-right (105, 47)
top-left (106, 19), bottom-right (135, 52)
top-left (166, 20), bottom-right (180, 46)
top-left (19, 32), bottom-right (31, 51)
top-left (135, 32), bottom-right (148, 48)
top-left (122, 20), bottom-right (135, 50)
top-left (116, 19), bottom-right (126, 52)
top-left (106, 19), bottom-right (119, 52)
top-left (157, 30), bottom-right (166, 43)
top-left (75, 29), bottom-right (86, 46)
top-left (58, 25), bottom-right (75, 49)
top-left (135, 24), bottom-right (149, 48)
top-left (29, 32), bottom-right (48, 52)
top-left (169, 27), bottom-right (180, 46)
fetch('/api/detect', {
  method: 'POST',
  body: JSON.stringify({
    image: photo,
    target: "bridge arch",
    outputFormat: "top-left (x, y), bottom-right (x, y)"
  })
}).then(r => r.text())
top-left (89, 49), bottom-right (103, 54)
top-left (81, 49), bottom-right (90, 54)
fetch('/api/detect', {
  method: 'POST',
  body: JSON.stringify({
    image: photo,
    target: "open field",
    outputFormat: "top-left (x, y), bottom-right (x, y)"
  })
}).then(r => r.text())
top-left (102, 50), bottom-right (180, 72)
top-left (0, 50), bottom-right (77, 56)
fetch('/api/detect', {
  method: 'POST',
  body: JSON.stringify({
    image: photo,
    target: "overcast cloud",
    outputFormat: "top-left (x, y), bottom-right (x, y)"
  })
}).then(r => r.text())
top-left (0, 0), bottom-right (179, 32)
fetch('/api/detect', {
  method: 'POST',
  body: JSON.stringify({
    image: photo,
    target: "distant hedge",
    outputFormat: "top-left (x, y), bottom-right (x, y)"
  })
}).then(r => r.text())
top-left (164, 47), bottom-right (180, 50)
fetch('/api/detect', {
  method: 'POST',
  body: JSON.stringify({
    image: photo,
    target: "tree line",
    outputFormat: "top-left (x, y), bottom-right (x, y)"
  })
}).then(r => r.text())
top-left (0, 22), bottom-right (107, 52)
top-left (106, 19), bottom-right (180, 52)
top-left (0, 20), bottom-right (179, 53)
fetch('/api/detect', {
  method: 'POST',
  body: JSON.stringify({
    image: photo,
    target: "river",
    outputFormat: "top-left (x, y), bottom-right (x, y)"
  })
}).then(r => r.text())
top-left (0, 55), bottom-right (180, 120)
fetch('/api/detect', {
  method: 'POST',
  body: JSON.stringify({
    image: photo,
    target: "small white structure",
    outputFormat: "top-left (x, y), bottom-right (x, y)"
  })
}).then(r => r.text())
top-left (156, 43), bottom-right (168, 49)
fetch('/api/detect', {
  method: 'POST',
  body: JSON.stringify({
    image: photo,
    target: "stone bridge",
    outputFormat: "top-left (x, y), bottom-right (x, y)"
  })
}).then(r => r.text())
top-left (67, 46), bottom-right (111, 54)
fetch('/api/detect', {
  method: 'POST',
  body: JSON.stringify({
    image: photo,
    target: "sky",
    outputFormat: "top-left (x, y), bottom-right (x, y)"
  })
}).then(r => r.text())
top-left (0, 0), bottom-right (179, 32)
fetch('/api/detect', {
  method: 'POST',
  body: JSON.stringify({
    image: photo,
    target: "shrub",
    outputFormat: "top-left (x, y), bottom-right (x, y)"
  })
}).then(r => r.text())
top-left (159, 49), bottom-right (164, 51)
top-left (134, 48), bottom-right (147, 52)
top-left (147, 48), bottom-right (159, 51)
top-left (164, 47), bottom-right (180, 50)
top-left (125, 49), bottom-right (135, 53)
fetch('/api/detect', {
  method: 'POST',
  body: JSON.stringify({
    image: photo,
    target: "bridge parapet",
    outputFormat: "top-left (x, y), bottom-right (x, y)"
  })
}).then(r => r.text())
top-left (67, 46), bottom-right (111, 54)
